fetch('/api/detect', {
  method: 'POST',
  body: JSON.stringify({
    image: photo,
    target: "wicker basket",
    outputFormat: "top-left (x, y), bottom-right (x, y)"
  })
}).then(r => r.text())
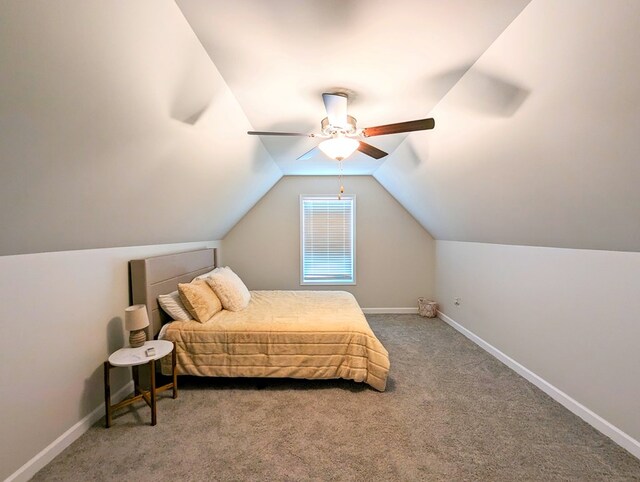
top-left (418, 298), bottom-right (438, 318)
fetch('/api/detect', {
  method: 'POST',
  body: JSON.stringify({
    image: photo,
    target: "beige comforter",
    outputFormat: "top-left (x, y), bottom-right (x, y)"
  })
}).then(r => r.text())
top-left (160, 290), bottom-right (389, 391)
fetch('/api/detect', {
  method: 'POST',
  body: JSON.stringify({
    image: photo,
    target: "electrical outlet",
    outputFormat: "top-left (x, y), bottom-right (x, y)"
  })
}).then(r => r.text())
top-left (454, 297), bottom-right (461, 306)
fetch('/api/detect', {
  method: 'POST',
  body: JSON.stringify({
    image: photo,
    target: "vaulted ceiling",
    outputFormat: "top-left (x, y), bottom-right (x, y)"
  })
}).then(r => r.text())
top-left (1, 0), bottom-right (639, 256)
top-left (177, 0), bottom-right (531, 175)
top-left (375, 0), bottom-right (640, 251)
top-left (0, 0), bottom-right (281, 255)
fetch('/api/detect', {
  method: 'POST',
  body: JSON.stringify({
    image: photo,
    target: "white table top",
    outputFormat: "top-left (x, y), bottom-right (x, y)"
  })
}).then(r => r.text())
top-left (108, 340), bottom-right (173, 367)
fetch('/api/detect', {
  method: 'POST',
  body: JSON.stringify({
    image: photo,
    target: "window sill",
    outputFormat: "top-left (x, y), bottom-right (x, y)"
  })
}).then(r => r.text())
top-left (300, 282), bottom-right (357, 286)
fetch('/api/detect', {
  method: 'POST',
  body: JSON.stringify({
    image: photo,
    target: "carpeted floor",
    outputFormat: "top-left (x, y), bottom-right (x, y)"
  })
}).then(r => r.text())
top-left (34, 315), bottom-right (640, 481)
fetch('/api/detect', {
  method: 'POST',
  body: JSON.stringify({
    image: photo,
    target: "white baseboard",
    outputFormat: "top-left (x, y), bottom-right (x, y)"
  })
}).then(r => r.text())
top-left (362, 307), bottom-right (418, 314)
top-left (6, 380), bottom-right (134, 482)
top-left (438, 311), bottom-right (640, 460)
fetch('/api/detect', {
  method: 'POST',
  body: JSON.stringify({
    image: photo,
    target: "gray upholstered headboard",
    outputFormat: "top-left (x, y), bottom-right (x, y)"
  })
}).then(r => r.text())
top-left (129, 248), bottom-right (217, 339)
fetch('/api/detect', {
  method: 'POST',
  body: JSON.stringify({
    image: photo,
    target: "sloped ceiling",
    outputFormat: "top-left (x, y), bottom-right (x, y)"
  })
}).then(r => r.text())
top-left (0, 1), bottom-right (281, 256)
top-left (375, 0), bottom-right (640, 252)
top-left (176, 0), bottom-right (531, 175)
top-left (3, 0), bottom-right (638, 256)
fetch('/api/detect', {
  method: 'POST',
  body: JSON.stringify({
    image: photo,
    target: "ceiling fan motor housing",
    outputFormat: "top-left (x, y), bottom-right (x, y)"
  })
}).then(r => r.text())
top-left (321, 115), bottom-right (358, 137)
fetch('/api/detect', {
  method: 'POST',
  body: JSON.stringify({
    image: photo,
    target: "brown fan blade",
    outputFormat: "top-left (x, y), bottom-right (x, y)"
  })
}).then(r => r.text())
top-left (357, 142), bottom-right (388, 159)
top-left (362, 118), bottom-right (435, 137)
top-left (247, 131), bottom-right (316, 137)
top-left (297, 146), bottom-right (320, 161)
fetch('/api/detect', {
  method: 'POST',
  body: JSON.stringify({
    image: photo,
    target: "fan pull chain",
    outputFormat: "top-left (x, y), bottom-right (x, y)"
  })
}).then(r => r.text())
top-left (338, 160), bottom-right (344, 200)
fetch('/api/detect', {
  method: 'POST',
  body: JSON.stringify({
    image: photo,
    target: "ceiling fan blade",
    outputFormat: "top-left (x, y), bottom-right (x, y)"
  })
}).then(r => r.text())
top-left (247, 131), bottom-right (315, 137)
top-left (297, 146), bottom-right (321, 161)
top-left (357, 142), bottom-right (388, 159)
top-left (362, 118), bottom-right (435, 137)
top-left (322, 93), bottom-right (348, 128)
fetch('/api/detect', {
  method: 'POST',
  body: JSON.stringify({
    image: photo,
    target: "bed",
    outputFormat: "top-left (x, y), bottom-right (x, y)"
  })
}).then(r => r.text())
top-left (129, 248), bottom-right (390, 391)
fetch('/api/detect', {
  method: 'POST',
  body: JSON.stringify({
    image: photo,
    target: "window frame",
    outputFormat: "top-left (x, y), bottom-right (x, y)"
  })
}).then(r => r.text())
top-left (299, 194), bottom-right (356, 286)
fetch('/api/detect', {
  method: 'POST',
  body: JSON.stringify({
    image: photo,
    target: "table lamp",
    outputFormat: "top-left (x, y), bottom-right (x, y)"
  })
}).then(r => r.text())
top-left (125, 304), bottom-right (149, 348)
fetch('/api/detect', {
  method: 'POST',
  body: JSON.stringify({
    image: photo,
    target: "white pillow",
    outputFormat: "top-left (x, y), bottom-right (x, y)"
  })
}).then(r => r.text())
top-left (158, 291), bottom-right (192, 321)
top-left (192, 267), bottom-right (223, 281)
top-left (206, 267), bottom-right (251, 312)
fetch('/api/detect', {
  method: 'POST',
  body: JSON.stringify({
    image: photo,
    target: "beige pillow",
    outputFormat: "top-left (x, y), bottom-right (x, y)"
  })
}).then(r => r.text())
top-left (206, 267), bottom-right (251, 312)
top-left (178, 280), bottom-right (222, 323)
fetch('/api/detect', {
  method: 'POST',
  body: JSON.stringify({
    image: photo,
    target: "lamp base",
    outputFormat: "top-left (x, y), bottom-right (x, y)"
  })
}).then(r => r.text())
top-left (129, 329), bottom-right (146, 348)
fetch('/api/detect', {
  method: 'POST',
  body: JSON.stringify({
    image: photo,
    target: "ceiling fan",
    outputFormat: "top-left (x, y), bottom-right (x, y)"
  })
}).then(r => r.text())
top-left (247, 93), bottom-right (435, 162)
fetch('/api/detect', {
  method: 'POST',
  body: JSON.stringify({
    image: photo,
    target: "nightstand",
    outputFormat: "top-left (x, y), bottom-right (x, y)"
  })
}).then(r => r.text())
top-left (104, 339), bottom-right (177, 427)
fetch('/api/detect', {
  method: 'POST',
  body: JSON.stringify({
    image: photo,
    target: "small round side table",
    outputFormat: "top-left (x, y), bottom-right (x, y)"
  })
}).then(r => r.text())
top-left (104, 340), bottom-right (177, 427)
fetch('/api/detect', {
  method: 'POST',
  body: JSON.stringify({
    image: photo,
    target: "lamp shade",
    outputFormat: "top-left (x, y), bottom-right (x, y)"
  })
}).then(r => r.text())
top-left (319, 137), bottom-right (359, 161)
top-left (125, 304), bottom-right (150, 331)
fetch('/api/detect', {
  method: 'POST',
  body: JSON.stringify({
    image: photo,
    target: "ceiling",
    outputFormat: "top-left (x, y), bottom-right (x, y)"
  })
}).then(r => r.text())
top-left (1, 0), bottom-right (638, 256)
top-left (176, 0), bottom-right (531, 174)
top-left (375, 0), bottom-right (640, 251)
top-left (0, 0), bottom-right (281, 255)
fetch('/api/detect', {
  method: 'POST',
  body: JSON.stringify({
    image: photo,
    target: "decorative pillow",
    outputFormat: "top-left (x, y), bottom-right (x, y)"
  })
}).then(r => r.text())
top-left (158, 291), bottom-right (192, 321)
top-left (178, 280), bottom-right (222, 323)
top-left (192, 267), bottom-right (223, 281)
top-left (206, 267), bottom-right (251, 312)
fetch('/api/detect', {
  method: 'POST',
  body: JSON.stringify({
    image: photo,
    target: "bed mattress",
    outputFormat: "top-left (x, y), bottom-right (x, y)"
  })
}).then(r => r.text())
top-left (160, 290), bottom-right (390, 391)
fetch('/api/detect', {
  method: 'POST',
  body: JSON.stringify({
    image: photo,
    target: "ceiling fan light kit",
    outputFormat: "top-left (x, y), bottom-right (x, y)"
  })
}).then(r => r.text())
top-left (318, 137), bottom-right (360, 161)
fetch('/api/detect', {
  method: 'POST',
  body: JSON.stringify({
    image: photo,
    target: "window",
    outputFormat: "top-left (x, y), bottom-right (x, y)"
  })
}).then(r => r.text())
top-left (300, 195), bottom-right (355, 285)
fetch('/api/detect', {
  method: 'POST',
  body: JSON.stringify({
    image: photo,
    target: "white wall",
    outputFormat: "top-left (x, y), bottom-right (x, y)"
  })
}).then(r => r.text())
top-left (0, 241), bottom-right (219, 481)
top-left (436, 240), bottom-right (640, 446)
top-left (222, 176), bottom-right (435, 309)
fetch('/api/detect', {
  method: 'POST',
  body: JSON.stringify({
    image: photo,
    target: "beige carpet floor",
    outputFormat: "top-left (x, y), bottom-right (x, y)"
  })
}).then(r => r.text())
top-left (33, 315), bottom-right (640, 481)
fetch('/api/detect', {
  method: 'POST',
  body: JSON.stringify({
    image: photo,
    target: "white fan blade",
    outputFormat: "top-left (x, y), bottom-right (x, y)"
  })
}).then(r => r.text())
top-left (297, 146), bottom-right (320, 161)
top-left (322, 93), bottom-right (348, 128)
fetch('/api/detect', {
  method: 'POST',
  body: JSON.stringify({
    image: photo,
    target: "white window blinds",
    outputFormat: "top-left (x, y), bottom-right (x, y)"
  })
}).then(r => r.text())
top-left (300, 196), bottom-right (355, 285)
